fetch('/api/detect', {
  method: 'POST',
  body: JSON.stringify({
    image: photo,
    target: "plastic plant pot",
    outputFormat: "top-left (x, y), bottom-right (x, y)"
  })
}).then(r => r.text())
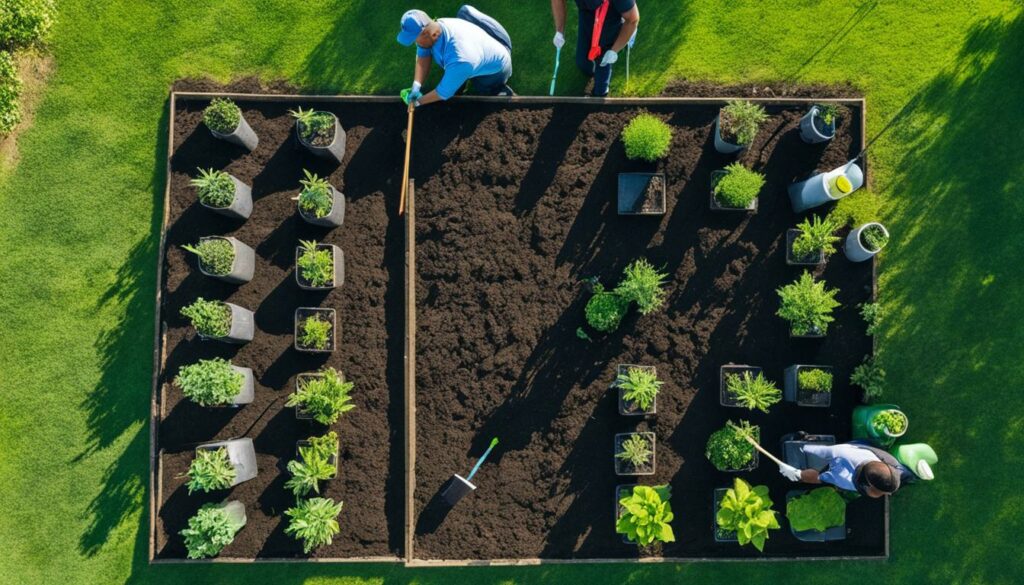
top-left (617, 172), bottom-right (666, 215)
top-left (614, 484), bottom-right (639, 545)
top-left (295, 244), bottom-right (345, 290)
top-left (790, 322), bottom-right (826, 339)
top-left (195, 236), bottom-right (255, 284)
top-left (871, 409), bottom-right (909, 440)
top-left (200, 175), bottom-right (253, 221)
top-left (225, 365), bottom-right (255, 406)
top-left (198, 302), bottom-right (254, 344)
top-left (298, 186), bottom-right (346, 228)
top-left (209, 113), bottom-right (259, 151)
top-left (798, 105), bottom-right (837, 144)
top-left (613, 432), bottom-right (656, 476)
top-left (294, 307), bottom-right (337, 353)
top-left (788, 160), bottom-right (863, 213)
top-left (296, 111), bottom-right (346, 163)
top-left (712, 487), bottom-right (739, 543)
top-left (785, 229), bottom-right (824, 266)
top-left (214, 500), bottom-right (248, 534)
top-left (713, 112), bottom-right (745, 154)
top-left (785, 490), bottom-right (846, 542)
top-left (196, 438), bottom-right (259, 486)
top-left (296, 438), bottom-right (339, 479)
top-left (844, 222), bottom-right (889, 262)
top-left (719, 364), bottom-right (763, 408)
top-left (783, 365), bottom-right (832, 408)
top-left (293, 372), bottom-right (319, 421)
top-left (615, 364), bottom-right (657, 416)
top-left (710, 169), bottom-right (757, 212)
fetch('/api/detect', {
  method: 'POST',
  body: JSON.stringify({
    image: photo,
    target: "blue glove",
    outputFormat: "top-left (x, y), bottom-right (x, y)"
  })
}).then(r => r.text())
top-left (400, 88), bottom-right (422, 105)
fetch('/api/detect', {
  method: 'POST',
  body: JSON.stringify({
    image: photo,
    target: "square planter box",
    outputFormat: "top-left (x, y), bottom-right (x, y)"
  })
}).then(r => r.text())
top-left (195, 236), bottom-right (256, 284)
top-left (295, 244), bottom-right (345, 290)
top-left (296, 438), bottom-right (340, 480)
top-left (785, 490), bottom-right (847, 542)
top-left (615, 364), bottom-right (657, 416)
top-left (613, 432), bottom-right (656, 476)
top-left (197, 302), bottom-right (254, 344)
top-left (712, 487), bottom-right (738, 543)
top-left (710, 170), bottom-right (757, 212)
top-left (719, 364), bottom-right (762, 408)
top-left (783, 365), bottom-right (833, 407)
top-left (617, 172), bottom-right (666, 215)
top-left (614, 484), bottom-right (639, 545)
top-left (785, 229), bottom-right (824, 266)
top-left (294, 307), bottom-right (336, 353)
top-left (196, 438), bottom-right (259, 487)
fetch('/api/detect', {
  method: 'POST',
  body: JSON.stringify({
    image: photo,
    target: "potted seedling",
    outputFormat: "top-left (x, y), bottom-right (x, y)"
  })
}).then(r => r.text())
top-left (191, 167), bottom-right (252, 220)
top-left (288, 367), bottom-right (355, 425)
top-left (290, 107), bottom-right (346, 163)
top-left (184, 438), bottom-right (258, 493)
top-left (294, 307), bottom-right (336, 353)
top-left (851, 356), bottom-right (885, 402)
top-left (799, 103), bottom-right (840, 144)
top-left (720, 366), bottom-right (780, 412)
top-left (182, 236), bottom-right (255, 284)
top-left (614, 258), bottom-right (669, 315)
top-left (296, 169), bottom-right (345, 228)
top-left (617, 173), bottom-right (666, 215)
top-left (786, 487), bottom-right (846, 542)
top-left (871, 408), bottom-right (908, 439)
top-left (284, 497), bottom-right (343, 554)
top-left (710, 162), bottom-right (764, 212)
top-left (614, 364), bottom-right (661, 416)
top-left (715, 99), bottom-right (768, 154)
top-left (784, 365), bottom-right (833, 407)
top-left (787, 215), bottom-right (840, 266)
top-left (614, 432), bottom-right (655, 476)
top-left (203, 97), bottom-right (258, 151)
top-left (714, 478), bottom-right (780, 551)
top-left (295, 239), bottom-right (344, 290)
top-left (584, 283), bottom-right (629, 333)
top-left (179, 500), bottom-right (247, 559)
top-left (705, 420), bottom-right (759, 472)
top-left (615, 484), bottom-right (675, 547)
top-left (845, 222), bottom-right (889, 262)
top-left (777, 271), bottom-right (840, 338)
top-left (174, 357), bottom-right (254, 406)
top-left (286, 431), bottom-right (339, 497)
top-left (180, 297), bottom-right (254, 343)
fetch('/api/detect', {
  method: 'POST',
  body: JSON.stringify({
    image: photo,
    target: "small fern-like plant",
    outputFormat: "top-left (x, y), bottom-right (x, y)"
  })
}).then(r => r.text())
top-left (298, 314), bottom-right (332, 350)
top-left (621, 113), bottom-right (673, 161)
top-left (297, 169), bottom-right (334, 218)
top-left (174, 358), bottom-right (244, 406)
top-left (191, 168), bottom-right (236, 208)
top-left (286, 432), bottom-right (339, 497)
top-left (181, 298), bottom-right (232, 338)
top-left (792, 215), bottom-right (841, 260)
top-left (720, 100), bottom-right (768, 145)
top-left (297, 240), bottom-right (334, 287)
top-left (285, 497), bottom-right (343, 553)
top-left (726, 371), bottom-right (781, 413)
top-left (182, 238), bottom-right (235, 276)
top-left (706, 420), bottom-right (758, 471)
top-left (616, 367), bottom-right (662, 411)
top-left (777, 272), bottom-right (840, 336)
top-left (185, 448), bottom-right (236, 494)
top-left (851, 356), bottom-right (885, 401)
top-left (203, 97), bottom-right (241, 134)
top-left (615, 258), bottom-right (668, 315)
top-left (714, 163), bottom-right (765, 208)
top-left (288, 368), bottom-right (355, 425)
top-left (859, 302), bottom-right (883, 336)
top-left (616, 434), bottom-right (653, 468)
top-left (861, 224), bottom-right (889, 251)
top-left (180, 502), bottom-right (245, 559)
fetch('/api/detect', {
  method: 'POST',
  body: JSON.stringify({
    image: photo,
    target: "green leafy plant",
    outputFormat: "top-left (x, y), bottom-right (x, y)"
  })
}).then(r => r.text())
top-left (615, 258), bottom-right (668, 315)
top-left (182, 238), bottom-right (235, 276)
top-left (174, 358), bottom-right (244, 406)
top-left (575, 327), bottom-right (593, 342)
top-left (203, 97), bottom-right (241, 134)
top-left (616, 367), bottom-right (662, 411)
top-left (713, 162), bottom-right (765, 208)
top-left (298, 314), bottom-right (332, 350)
top-left (297, 169), bottom-right (334, 218)
top-left (792, 215), bottom-right (841, 260)
top-left (726, 371), bottom-right (781, 412)
top-left (716, 478), bottom-right (780, 552)
top-left (185, 448), bottom-right (236, 494)
top-left (873, 410), bottom-right (907, 435)
top-left (851, 356), bottom-right (885, 401)
top-left (287, 368), bottom-right (355, 425)
top-left (180, 298), bottom-right (232, 338)
top-left (860, 302), bottom-right (883, 336)
top-left (285, 497), bottom-right (343, 553)
top-left (616, 434), bottom-right (652, 468)
top-left (290, 107), bottom-right (335, 145)
top-left (616, 485), bottom-right (675, 546)
top-left (286, 431), bottom-right (339, 497)
top-left (786, 487), bottom-right (845, 532)
top-left (861, 224), bottom-right (889, 251)
top-left (706, 420), bottom-right (758, 471)
top-left (818, 103), bottom-right (839, 126)
top-left (621, 112), bottom-right (673, 161)
top-left (180, 503), bottom-right (244, 559)
top-left (297, 240), bottom-right (334, 287)
top-left (0, 50), bottom-right (21, 135)
top-left (191, 168), bottom-right (236, 208)
top-left (798, 368), bottom-right (833, 393)
top-left (0, 0), bottom-right (56, 50)
top-left (776, 271), bottom-right (841, 336)
top-left (585, 284), bottom-right (628, 332)
top-left (720, 100), bottom-right (768, 145)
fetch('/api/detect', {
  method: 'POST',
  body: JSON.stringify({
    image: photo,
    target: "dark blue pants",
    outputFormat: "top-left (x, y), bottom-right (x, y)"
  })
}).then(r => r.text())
top-left (457, 4), bottom-right (513, 95)
top-left (576, 9), bottom-right (622, 96)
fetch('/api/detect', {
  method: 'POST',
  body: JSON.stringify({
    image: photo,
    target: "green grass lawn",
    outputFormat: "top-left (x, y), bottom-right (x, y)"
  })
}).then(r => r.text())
top-left (1, 0), bottom-right (1021, 583)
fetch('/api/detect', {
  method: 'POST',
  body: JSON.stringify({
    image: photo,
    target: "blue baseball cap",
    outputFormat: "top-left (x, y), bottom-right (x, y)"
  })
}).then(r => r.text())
top-left (397, 10), bottom-right (430, 46)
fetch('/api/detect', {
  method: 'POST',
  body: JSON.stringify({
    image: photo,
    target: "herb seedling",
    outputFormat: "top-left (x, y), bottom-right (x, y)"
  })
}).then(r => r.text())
top-left (175, 358), bottom-right (244, 406)
top-left (182, 238), bottom-right (235, 276)
top-left (191, 168), bottom-right (236, 208)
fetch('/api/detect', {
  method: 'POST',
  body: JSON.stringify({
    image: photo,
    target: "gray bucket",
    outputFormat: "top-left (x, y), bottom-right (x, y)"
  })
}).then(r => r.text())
top-left (210, 115), bottom-right (259, 151)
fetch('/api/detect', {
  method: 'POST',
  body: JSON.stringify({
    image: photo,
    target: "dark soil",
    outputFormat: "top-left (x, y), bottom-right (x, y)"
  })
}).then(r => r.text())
top-left (638, 175), bottom-right (665, 213)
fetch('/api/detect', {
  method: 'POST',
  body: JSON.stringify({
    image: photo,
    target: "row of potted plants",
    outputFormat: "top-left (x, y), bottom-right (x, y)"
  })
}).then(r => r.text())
top-left (202, 97), bottom-right (346, 163)
top-left (177, 297), bottom-right (339, 352)
top-left (191, 166), bottom-right (346, 227)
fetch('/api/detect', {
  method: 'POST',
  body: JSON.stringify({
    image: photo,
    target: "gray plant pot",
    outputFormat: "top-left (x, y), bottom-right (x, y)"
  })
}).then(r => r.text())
top-left (294, 307), bottom-right (336, 353)
top-left (713, 113), bottom-right (746, 154)
top-left (198, 302), bottom-right (254, 344)
top-left (227, 366), bottom-right (255, 406)
top-left (783, 365), bottom-right (832, 408)
top-left (710, 169), bottom-right (757, 212)
top-left (785, 229), bottom-right (824, 266)
top-left (613, 432), bottom-right (656, 476)
top-left (296, 438), bottom-right (340, 479)
top-left (614, 364), bottom-right (657, 416)
top-left (209, 114), bottom-right (259, 152)
top-left (844, 222), bottom-right (888, 262)
top-left (196, 438), bottom-right (259, 486)
top-left (787, 161), bottom-right (864, 213)
top-left (296, 112), bottom-right (346, 163)
top-left (295, 244), bottom-right (344, 290)
top-left (200, 175), bottom-right (253, 221)
top-left (719, 364), bottom-right (762, 408)
top-left (215, 500), bottom-right (248, 533)
top-left (196, 236), bottom-right (255, 284)
top-left (298, 186), bottom-right (346, 228)
top-left (799, 105), bottom-right (837, 144)
top-left (617, 173), bottom-right (666, 215)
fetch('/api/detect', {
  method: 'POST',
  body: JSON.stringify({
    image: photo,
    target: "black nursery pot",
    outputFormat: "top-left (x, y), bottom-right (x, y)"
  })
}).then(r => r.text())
top-left (613, 432), bottom-right (656, 476)
top-left (712, 487), bottom-right (738, 543)
top-left (785, 229), bottom-right (824, 266)
top-left (617, 172), bottom-right (666, 215)
top-left (615, 364), bottom-right (657, 416)
top-left (295, 244), bottom-right (345, 290)
top-left (783, 365), bottom-right (833, 407)
top-left (719, 364), bottom-right (762, 407)
top-left (294, 307), bottom-right (337, 353)
top-left (296, 111), bottom-right (346, 163)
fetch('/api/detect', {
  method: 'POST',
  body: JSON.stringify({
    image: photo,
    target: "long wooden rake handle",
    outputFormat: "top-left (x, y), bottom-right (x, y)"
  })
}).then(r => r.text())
top-left (741, 433), bottom-right (787, 467)
top-left (398, 102), bottom-right (415, 215)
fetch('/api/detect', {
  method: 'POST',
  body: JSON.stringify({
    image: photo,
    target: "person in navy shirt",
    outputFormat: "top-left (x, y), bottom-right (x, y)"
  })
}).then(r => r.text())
top-left (551, 0), bottom-right (639, 96)
top-left (397, 7), bottom-right (514, 108)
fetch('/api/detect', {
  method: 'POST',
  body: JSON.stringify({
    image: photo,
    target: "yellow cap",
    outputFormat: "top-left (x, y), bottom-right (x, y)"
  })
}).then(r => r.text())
top-left (836, 175), bottom-right (853, 193)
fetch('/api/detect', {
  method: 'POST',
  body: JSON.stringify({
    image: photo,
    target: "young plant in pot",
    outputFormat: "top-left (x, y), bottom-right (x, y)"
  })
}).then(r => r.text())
top-left (296, 169), bottom-right (345, 228)
top-left (295, 239), bottom-right (344, 290)
top-left (776, 271), bottom-right (840, 338)
top-left (783, 365), bottom-right (833, 407)
top-left (614, 432), bottom-right (656, 476)
top-left (714, 477), bottom-right (780, 551)
top-left (290, 106), bottom-right (346, 163)
top-left (786, 487), bottom-right (846, 536)
top-left (203, 97), bottom-right (258, 151)
top-left (183, 448), bottom-right (236, 494)
top-left (845, 222), bottom-right (890, 262)
top-left (180, 297), bottom-right (254, 343)
top-left (787, 215), bottom-right (840, 266)
top-left (191, 167), bottom-right (252, 220)
top-left (615, 365), bottom-right (662, 416)
top-left (799, 103), bottom-right (840, 144)
top-left (285, 497), bottom-right (343, 554)
top-left (174, 357), bottom-right (254, 406)
top-left (615, 484), bottom-right (675, 547)
top-left (722, 369), bottom-right (781, 413)
top-left (614, 258), bottom-right (669, 315)
top-left (286, 431), bottom-right (339, 497)
top-left (584, 283), bottom-right (629, 334)
top-left (851, 355), bottom-right (885, 402)
top-left (288, 367), bottom-right (355, 425)
top-left (182, 236), bottom-right (255, 284)
top-left (871, 409), bottom-right (908, 439)
top-left (294, 307), bottom-right (336, 353)
top-left (715, 99), bottom-right (768, 154)
top-left (180, 500), bottom-right (247, 559)
top-left (706, 420), bottom-right (759, 472)
top-left (710, 162), bottom-right (764, 212)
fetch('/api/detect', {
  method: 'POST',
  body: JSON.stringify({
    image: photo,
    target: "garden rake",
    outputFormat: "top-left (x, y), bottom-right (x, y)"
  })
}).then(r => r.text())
top-left (398, 100), bottom-right (415, 215)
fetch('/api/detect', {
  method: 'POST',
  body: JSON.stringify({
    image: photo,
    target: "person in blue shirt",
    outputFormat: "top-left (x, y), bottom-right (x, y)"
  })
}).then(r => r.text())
top-left (778, 442), bottom-right (915, 498)
top-left (551, 0), bottom-right (640, 97)
top-left (397, 7), bottom-right (514, 108)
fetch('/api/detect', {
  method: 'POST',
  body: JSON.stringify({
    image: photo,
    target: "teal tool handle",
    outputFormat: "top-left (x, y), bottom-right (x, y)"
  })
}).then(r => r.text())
top-left (549, 46), bottom-right (561, 96)
top-left (467, 437), bottom-right (499, 481)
